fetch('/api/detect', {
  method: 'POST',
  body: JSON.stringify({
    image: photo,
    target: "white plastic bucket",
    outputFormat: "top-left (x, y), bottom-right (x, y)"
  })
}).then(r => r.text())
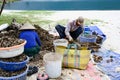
top-left (53, 39), bottom-right (68, 51)
top-left (43, 53), bottom-right (63, 78)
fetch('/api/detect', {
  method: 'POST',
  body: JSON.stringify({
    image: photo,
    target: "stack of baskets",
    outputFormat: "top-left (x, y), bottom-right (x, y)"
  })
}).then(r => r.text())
top-left (0, 40), bottom-right (29, 80)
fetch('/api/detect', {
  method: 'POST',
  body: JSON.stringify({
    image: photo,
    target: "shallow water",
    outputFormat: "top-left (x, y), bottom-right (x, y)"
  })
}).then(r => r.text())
top-left (4, 0), bottom-right (120, 10)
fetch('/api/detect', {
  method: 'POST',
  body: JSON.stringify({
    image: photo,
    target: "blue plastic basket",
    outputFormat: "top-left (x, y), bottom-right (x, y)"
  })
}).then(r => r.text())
top-left (0, 56), bottom-right (29, 71)
top-left (86, 26), bottom-right (106, 42)
top-left (80, 35), bottom-right (96, 43)
top-left (0, 65), bottom-right (28, 80)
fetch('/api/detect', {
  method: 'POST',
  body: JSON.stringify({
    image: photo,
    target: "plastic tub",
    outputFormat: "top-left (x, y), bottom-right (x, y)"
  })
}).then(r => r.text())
top-left (87, 26), bottom-right (107, 43)
top-left (0, 65), bottom-right (28, 80)
top-left (53, 39), bottom-right (68, 47)
top-left (0, 40), bottom-right (26, 58)
top-left (43, 53), bottom-right (63, 78)
top-left (0, 23), bottom-right (9, 31)
top-left (53, 39), bottom-right (68, 51)
top-left (80, 34), bottom-right (96, 43)
top-left (0, 56), bottom-right (29, 71)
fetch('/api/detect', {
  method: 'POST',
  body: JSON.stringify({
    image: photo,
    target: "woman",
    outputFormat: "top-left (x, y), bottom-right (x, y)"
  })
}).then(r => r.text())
top-left (19, 22), bottom-right (41, 76)
top-left (19, 22), bottom-right (41, 58)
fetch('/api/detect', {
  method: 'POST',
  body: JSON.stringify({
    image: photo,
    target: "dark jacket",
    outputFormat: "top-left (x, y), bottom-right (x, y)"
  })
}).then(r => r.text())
top-left (19, 30), bottom-right (41, 48)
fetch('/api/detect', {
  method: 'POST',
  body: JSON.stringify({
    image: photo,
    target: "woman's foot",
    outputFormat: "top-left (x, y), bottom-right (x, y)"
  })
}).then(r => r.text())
top-left (29, 56), bottom-right (33, 61)
top-left (27, 66), bottom-right (38, 76)
top-left (37, 73), bottom-right (49, 80)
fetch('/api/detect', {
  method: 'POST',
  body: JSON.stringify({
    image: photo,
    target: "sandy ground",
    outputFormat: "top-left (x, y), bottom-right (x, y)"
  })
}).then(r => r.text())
top-left (47, 10), bottom-right (120, 53)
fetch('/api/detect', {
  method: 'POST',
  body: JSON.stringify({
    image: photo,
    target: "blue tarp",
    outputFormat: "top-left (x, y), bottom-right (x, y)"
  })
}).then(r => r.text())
top-left (93, 49), bottom-right (120, 80)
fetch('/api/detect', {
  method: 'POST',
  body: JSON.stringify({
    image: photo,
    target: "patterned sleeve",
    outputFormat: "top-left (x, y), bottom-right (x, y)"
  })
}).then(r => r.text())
top-left (65, 21), bottom-right (71, 38)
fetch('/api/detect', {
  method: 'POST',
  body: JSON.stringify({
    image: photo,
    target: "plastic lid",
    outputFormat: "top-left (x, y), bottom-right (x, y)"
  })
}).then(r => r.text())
top-left (0, 23), bottom-right (9, 31)
top-left (84, 27), bottom-right (91, 31)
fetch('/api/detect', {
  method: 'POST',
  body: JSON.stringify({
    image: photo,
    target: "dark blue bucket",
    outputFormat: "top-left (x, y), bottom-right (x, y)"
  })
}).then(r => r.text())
top-left (0, 65), bottom-right (28, 80)
top-left (0, 56), bottom-right (29, 71)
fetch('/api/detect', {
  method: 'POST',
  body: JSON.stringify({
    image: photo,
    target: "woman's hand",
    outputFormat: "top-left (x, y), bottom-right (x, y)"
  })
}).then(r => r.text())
top-left (68, 36), bottom-right (73, 42)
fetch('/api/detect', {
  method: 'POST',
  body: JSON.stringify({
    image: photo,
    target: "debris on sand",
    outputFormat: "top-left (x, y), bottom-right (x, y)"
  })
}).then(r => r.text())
top-left (28, 50), bottom-right (51, 68)
top-left (0, 37), bottom-right (24, 47)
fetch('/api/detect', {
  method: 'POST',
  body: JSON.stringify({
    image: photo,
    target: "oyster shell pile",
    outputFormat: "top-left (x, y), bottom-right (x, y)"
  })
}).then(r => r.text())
top-left (0, 37), bottom-right (24, 47)
top-left (34, 25), bottom-right (55, 52)
top-left (0, 54), bottom-right (26, 62)
top-left (0, 66), bottom-right (27, 77)
top-left (93, 54), bottom-right (103, 63)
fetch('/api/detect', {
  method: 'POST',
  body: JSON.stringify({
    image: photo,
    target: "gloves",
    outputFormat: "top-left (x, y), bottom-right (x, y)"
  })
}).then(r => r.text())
top-left (68, 36), bottom-right (73, 42)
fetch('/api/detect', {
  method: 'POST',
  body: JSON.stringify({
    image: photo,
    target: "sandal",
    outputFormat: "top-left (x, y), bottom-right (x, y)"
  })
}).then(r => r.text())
top-left (27, 66), bottom-right (38, 76)
top-left (37, 73), bottom-right (49, 80)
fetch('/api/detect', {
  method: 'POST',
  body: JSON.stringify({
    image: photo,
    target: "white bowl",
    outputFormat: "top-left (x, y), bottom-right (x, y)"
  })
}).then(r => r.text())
top-left (0, 23), bottom-right (9, 31)
top-left (0, 40), bottom-right (26, 58)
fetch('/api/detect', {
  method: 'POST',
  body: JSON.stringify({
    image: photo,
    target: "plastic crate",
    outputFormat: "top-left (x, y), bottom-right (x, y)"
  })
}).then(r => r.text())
top-left (0, 65), bottom-right (28, 80)
top-left (0, 56), bottom-right (29, 71)
top-left (80, 34), bottom-right (96, 43)
top-left (86, 26), bottom-right (106, 42)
